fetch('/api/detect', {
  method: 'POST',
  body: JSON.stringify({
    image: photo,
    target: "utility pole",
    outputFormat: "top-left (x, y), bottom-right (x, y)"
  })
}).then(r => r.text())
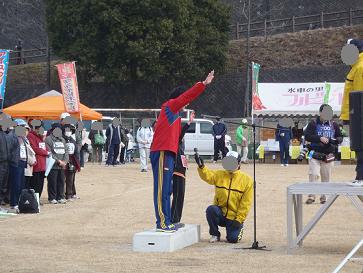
top-left (47, 38), bottom-right (51, 90)
top-left (244, 0), bottom-right (251, 117)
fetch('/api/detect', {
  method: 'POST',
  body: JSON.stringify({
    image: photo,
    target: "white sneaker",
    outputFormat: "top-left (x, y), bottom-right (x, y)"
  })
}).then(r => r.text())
top-left (281, 164), bottom-right (284, 167)
top-left (284, 164), bottom-right (289, 167)
top-left (8, 206), bottom-right (19, 214)
top-left (209, 235), bottom-right (220, 243)
top-left (57, 199), bottom-right (67, 204)
top-left (49, 199), bottom-right (58, 204)
top-left (348, 180), bottom-right (363, 187)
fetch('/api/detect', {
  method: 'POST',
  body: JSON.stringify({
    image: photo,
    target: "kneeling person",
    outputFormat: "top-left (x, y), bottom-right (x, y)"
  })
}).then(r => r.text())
top-left (195, 151), bottom-right (253, 243)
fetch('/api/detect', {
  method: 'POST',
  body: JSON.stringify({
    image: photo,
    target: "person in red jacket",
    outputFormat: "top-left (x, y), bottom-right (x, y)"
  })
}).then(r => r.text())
top-left (150, 70), bottom-right (215, 232)
top-left (27, 121), bottom-right (49, 200)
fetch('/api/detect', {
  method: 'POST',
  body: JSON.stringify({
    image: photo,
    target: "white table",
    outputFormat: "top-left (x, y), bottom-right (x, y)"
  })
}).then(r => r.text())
top-left (287, 183), bottom-right (363, 254)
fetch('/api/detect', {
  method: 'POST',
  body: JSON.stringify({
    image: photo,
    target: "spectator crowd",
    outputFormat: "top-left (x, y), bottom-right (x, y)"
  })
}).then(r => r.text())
top-left (0, 112), bottom-right (153, 213)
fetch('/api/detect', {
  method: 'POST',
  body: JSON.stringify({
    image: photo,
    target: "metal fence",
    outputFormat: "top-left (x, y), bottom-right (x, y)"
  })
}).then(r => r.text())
top-left (231, 8), bottom-right (363, 40)
top-left (8, 47), bottom-right (54, 65)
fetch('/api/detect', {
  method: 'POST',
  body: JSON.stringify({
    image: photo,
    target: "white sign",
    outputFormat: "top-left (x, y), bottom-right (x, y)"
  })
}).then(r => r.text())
top-left (254, 82), bottom-right (344, 114)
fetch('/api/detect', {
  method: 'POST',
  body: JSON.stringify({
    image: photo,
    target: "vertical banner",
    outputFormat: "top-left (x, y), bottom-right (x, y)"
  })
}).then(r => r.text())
top-left (56, 62), bottom-right (80, 113)
top-left (323, 82), bottom-right (331, 103)
top-left (251, 62), bottom-right (262, 123)
top-left (0, 50), bottom-right (10, 109)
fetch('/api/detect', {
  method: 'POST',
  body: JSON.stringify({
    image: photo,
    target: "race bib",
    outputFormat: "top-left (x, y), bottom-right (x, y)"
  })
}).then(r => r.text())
top-left (66, 143), bottom-right (75, 155)
top-left (39, 142), bottom-right (46, 150)
top-left (181, 155), bottom-right (188, 168)
top-left (20, 144), bottom-right (27, 159)
top-left (54, 142), bottom-right (65, 155)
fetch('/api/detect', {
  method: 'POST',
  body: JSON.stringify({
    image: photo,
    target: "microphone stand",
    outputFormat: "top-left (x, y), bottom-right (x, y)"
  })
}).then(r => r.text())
top-left (224, 120), bottom-right (280, 251)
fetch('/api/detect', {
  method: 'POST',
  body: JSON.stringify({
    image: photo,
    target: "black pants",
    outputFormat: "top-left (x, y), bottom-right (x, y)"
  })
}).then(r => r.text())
top-left (29, 172), bottom-right (45, 198)
top-left (279, 140), bottom-right (290, 164)
top-left (214, 138), bottom-right (227, 161)
top-left (65, 170), bottom-right (76, 199)
top-left (92, 145), bottom-right (103, 163)
top-left (356, 151), bottom-right (363, 180)
top-left (120, 146), bottom-right (126, 163)
top-left (171, 175), bottom-right (186, 224)
top-left (0, 161), bottom-right (9, 204)
top-left (107, 144), bottom-right (120, 165)
top-left (47, 169), bottom-right (65, 201)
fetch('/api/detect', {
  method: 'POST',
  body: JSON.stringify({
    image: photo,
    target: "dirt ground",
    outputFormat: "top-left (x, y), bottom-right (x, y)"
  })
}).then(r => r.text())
top-left (1, 162), bottom-right (362, 273)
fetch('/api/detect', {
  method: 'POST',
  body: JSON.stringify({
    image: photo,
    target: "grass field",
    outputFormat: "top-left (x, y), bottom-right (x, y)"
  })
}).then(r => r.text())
top-left (1, 162), bottom-right (362, 273)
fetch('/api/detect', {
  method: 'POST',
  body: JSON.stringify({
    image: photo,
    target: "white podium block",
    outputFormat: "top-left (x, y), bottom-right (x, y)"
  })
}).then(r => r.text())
top-left (133, 224), bottom-right (200, 252)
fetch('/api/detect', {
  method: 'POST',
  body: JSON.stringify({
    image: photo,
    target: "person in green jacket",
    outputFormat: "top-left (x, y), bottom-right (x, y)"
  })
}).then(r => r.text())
top-left (236, 119), bottom-right (249, 163)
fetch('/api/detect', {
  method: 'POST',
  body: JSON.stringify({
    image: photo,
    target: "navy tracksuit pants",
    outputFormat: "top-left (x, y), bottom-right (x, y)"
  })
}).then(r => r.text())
top-left (206, 205), bottom-right (244, 243)
top-left (9, 161), bottom-right (26, 207)
top-left (279, 140), bottom-right (290, 165)
top-left (107, 144), bottom-right (120, 165)
top-left (150, 151), bottom-right (175, 229)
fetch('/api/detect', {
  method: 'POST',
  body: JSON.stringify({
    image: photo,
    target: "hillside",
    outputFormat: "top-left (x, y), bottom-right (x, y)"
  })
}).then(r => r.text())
top-left (227, 25), bottom-right (363, 71)
top-left (222, 0), bottom-right (363, 25)
top-left (1, 1), bottom-right (362, 50)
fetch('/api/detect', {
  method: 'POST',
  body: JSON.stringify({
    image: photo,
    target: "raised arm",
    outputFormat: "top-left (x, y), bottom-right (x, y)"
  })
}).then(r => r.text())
top-left (168, 71), bottom-right (214, 113)
top-left (197, 166), bottom-right (217, 186)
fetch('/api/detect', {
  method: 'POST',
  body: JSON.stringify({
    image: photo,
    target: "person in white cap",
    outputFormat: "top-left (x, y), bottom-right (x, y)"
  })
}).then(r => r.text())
top-left (236, 118), bottom-right (249, 163)
top-left (195, 150), bottom-right (253, 243)
top-left (60, 112), bottom-right (71, 122)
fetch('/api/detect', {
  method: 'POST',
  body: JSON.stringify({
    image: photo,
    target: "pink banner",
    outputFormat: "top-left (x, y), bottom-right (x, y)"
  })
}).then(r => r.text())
top-left (56, 62), bottom-right (80, 113)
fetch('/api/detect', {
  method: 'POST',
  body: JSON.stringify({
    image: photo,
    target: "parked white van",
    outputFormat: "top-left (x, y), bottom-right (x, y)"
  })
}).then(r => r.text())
top-left (181, 118), bottom-right (232, 156)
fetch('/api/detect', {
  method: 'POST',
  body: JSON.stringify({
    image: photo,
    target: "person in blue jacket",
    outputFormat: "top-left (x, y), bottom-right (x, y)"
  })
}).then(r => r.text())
top-left (276, 121), bottom-right (293, 166)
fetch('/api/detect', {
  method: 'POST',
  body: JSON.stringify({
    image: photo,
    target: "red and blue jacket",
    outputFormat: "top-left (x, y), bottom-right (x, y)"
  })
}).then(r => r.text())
top-left (151, 82), bottom-right (206, 154)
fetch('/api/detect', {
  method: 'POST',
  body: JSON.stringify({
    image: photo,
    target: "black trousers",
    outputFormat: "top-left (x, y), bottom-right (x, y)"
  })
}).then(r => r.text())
top-left (106, 144), bottom-right (120, 165)
top-left (0, 161), bottom-right (9, 203)
top-left (356, 151), bottom-right (363, 180)
top-left (214, 138), bottom-right (227, 161)
top-left (47, 169), bottom-right (65, 201)
top-left (65, 170), bottom-right (76, 199)
top-left (92, 145), bottom-right (103, 163)
top-left (171, 175), bottom-right (186, 224)
top-left (120, 146), bottom-right (126, 163)
top-left (28, 172), bottom-right (45, 198)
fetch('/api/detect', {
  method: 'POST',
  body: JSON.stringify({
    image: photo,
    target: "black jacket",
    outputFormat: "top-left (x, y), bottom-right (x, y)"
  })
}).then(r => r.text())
top-left (6, 131), bottom-right (20, 166)
top-left (304, 117), bottom-right (343, 155)
top-left (174, 123), bottom-right (190, 175)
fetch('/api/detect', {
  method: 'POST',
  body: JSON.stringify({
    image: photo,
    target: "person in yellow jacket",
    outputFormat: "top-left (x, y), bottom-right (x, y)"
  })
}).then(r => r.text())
top-left (195, 150), bottom-right (253, 243)
top-left (341, 39), bottom-right (363, 187)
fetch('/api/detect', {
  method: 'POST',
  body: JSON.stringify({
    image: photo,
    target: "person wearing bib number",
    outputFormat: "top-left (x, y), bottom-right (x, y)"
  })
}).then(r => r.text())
top-left (28, 121), bottom-right (49, 200)
top-left (305, 104), bottom-right (343, 204)
top-left (45, 123), bottom-right (69, 204)
top-left (63, 124), bottom-right (80, 200)
top-left (171, 111), bottom-right (195, 228)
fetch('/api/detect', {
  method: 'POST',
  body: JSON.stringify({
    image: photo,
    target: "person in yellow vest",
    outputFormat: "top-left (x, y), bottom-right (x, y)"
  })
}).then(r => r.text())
top-left (340, 39), bottom-right (363, 187)
top-left (195, 150), bottom-right (253, 243)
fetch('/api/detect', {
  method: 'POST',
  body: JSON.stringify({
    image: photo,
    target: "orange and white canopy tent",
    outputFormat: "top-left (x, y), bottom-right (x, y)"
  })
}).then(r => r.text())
top-left (3, 90), bottom-right (102, 120)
